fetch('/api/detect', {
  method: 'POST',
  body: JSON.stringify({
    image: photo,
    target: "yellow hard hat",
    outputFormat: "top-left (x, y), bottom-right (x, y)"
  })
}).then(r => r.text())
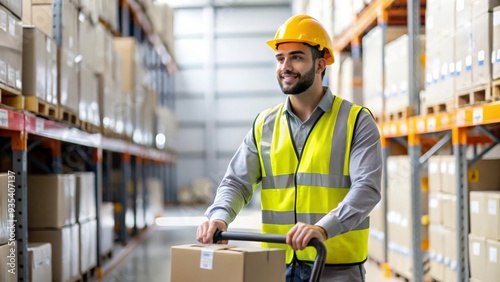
top-left (267, 15), bottom-right (335, 65)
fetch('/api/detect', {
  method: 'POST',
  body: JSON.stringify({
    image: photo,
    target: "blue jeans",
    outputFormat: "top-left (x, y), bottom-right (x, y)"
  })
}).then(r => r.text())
top-left (286, 261), bottom-right (366, 282)
top-left (285, 261), bottom-right (313, 282)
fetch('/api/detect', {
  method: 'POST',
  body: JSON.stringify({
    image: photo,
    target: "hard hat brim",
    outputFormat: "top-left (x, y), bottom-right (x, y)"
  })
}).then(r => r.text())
top-left (266, 39), bottom-right (335, 65)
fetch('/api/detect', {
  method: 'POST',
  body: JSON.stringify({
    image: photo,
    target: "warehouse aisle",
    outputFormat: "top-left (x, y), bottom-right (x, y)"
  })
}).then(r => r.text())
top-left (101, 206), bottom-right (404, 282)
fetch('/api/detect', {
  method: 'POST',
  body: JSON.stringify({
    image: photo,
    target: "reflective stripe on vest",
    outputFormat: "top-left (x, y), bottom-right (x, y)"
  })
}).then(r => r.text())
top-left (253, 95), bottom-right (370, 265)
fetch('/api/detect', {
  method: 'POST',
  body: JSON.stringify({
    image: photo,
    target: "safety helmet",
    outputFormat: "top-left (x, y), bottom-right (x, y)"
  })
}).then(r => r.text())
top-left (267, 15), bottom-right (335, 65)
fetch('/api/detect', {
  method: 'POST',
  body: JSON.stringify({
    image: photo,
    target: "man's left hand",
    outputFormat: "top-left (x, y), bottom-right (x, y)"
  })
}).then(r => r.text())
top-left (286, 222), bottom-right (327, 251)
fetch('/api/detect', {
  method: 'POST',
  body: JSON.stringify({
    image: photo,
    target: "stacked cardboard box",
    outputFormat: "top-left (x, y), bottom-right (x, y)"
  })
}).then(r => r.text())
top-left (386, 156), bottom-right (429, 279)
top-left (361, 26), bottom-right (407, 121)
top-left (0, 0), bottom-right (21, 18)
top-left (22, 27), bottom-right (58, 106)
top-left (493, 6), bottom-right (500, 80)
top-left (99, 202), bottom-right (115, 257)
top-left (28, 243), bottom-right (52, 282)
top-left (469, 190), bottom-right (500, 282)
top-left (75, 173), bottom-right (97, 274)
top-left (27, 174), bottom-right (81, 282)
top-left (428, 156), bottom-right (500, 281)
top-left (0, 5), bottom-right (22, 91)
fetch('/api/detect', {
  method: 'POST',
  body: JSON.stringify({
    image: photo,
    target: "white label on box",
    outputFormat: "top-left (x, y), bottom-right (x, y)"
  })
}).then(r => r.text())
top-left (489, 199), bottom-right (497, 215)
top-left (46, 39), bottom-right (52, 53)
top-left (478, 50), bottom-right (485, 65)
top-left (36, 119), bottom-right (44, 133)
top-left (390, 124), bottom-right (397, 135)
top-left (430, 198), bottom-right (439, 208)
top-left (0, 109), bottom-right (8, 128)
top-left (0, 10), bottom-right (6, 32)
top-left (8, 15), bottom-right (15, 36)
top-left (489, 247), bottom-right (498, 263)
top-left (456, 0), bottom-right (464, 11)
top-left (200, 249), bottom-right (214, 270)
top-left (430, 162), bottom-right (438, 174)
top-left (466, 55), bottom-right (472, 68)
top-left (427, 117), bottom-right (436, 132)
top-left (448, 162), bottom-right (455, 175)
top-left (400, 123), bottom-right (408, 135)
top-left (494, 11), bottom-right (500, 26)
top-left (471, 201), bottom-right (480, 214)
top-left (473, 108), bottom-right (483, 125)
top-left (417, 120), bottom-right (425, 132)
top-left (473, 242), bottom-right (481, 256)
top-left (388, 161), bottom-right (398, 173)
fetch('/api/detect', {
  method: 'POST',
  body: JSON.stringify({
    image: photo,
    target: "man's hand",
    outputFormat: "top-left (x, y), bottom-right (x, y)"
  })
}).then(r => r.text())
top-left (286, 222), bottom-right (327, 251)
top-left (197, 219), bottom-right (228, 244)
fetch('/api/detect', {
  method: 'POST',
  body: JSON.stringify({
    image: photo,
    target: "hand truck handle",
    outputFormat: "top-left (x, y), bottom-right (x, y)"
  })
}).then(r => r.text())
top-left (213, 230), bottom-right (326, 282)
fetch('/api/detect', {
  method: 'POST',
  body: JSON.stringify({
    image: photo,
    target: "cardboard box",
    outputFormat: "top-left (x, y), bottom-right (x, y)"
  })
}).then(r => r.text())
top-left (470, 191), bottom-right (500, 239)
top-left (492, 6), bottom-right (500, 80)
top-left (0, 174), bottom-right (10, 245)
top-left (0, 5), bottom-right (22, 89)
top-left (0, 243), bottom-right (17, 282)
top-left (0, 0), bottom-right (22, 18)
top-left (486, 239), bottom-right (500, 282)
top-left (454, 23), bottom-right (473, 91)
top-left (28, 174), bottom-right (76, 228)
top-left (58, 48), bottom-right (79, 113)
top-left (441, 157), bottom-right (500, 195)
top-left (22, 27), bottom-right (48, 100)
top-left (442, 227), bottom-right (457, 270)
top-left (99, 202), bottom-right (115, 256)
top-left (429, 224), bottom-right (445, 282)
top-left (28, 243), bottom-right (52, 282)
top-left (29, 226), bottom-right (74, 282)
top-left (75, 172), bottom-right (96, 222)
top-left (113, 37), bottom-right (140, 93)
top-left (78, 65), bottom-right (100, 126)
top-left (428, 156), bottom-right (442, 193)
top-left (471, 0), bottom-right (500, 18)
top-left (456, 0), bottom-right (473, 28)
top-left (429, 193), bottom-right (443, 225)
top-left (442, 193), bottom-right (457, 230)
top-left (472, 12), bottom-right (493, 86)
top-left (46, 37), bottom-right (58, 106)
top-left (170, 244), bottom-right (286, 282)
top-left (469, 234), bottom-right (487, 282)
top-left (79, 219), bottom-right (97, 273)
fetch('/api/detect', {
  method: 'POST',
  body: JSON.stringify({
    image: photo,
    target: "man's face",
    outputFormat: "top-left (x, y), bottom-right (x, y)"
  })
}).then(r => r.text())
top-left (275, 43), bottom-right (317, 95)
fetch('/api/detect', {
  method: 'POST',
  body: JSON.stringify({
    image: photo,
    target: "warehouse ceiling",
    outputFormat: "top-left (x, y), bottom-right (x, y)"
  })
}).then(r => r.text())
top-left (157, 0), bottom-right (291, 8)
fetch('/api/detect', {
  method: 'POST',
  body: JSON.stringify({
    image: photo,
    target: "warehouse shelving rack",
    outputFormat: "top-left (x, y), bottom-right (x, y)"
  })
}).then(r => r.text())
top-left (328, 0), bottom-right (500, 282)
top-left (0, 107), bottom-right (174, 280)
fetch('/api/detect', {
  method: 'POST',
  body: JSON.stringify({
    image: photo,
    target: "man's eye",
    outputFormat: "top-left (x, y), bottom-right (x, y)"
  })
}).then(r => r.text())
top-left (293, 56), bottom-right (301, 60)
top-left (277, 57), bottom-right (284, 63)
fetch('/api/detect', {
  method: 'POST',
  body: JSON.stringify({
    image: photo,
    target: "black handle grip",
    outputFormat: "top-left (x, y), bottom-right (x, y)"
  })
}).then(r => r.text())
top-left (213, 230), bottom-right (326, 282)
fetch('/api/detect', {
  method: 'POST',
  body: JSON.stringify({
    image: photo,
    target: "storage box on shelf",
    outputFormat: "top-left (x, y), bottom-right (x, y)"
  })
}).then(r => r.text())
top-left (22, 27), bottom-right (59, 118)
top-left (361, 26), bottom-right (407, 122)
top-left (384, 34), bottom-right (425, 122)
top-left (492, 6), bottom-right (500, 101)
top-left (0, 243), bottom-right (17, 282)
top-left (0, 0), bottom-right (22, 18)
top-left (58, 47), bottom-right (79, 125)
top-left (0, 4), bottom-right (22, 97)
top-left (99, 202), bottom-right (115, 259)
top-left (28, 243), bottom-right (52, 282)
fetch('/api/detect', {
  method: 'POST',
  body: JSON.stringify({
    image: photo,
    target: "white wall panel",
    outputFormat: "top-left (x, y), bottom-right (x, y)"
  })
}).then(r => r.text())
top-left (216, 96), bottom-right (284, 121)
top-left (178, 128), bottom-right (205, 153)
top-left (174, 9), bottom-right (205, 36)
top-left (177, 159), bottom-right (206, 187)
top-left (175, 98), bottom-right (206, 122)
top-left (175, 38), bottom-right (206, 65)
top-left (215, 67), bottom-right (280, 92)
top-left (175, 69), bottom-right (207, 93)
top-left (215, 37), bottom-right (276, 64)
top-left (215, 7), bottom-right (290, 34)
top-left (215, 127), bottom-right (250, 152)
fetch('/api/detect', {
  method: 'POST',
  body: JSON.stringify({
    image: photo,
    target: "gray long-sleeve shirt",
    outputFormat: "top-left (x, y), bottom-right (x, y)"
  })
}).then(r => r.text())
top-left (205, 87), bottom-right (382, 239)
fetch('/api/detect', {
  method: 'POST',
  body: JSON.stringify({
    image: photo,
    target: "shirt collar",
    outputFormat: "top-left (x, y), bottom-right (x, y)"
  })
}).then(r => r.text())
top-left (283, 87), bottom-right (334, 115)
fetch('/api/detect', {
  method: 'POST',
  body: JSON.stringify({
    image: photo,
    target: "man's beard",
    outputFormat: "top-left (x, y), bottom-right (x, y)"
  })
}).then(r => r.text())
top-left (278, 64), bottom-right (316, 95)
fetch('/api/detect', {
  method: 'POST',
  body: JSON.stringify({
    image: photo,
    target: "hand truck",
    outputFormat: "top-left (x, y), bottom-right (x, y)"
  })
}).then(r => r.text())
top-left (213, 230), bottom-right (327, 282)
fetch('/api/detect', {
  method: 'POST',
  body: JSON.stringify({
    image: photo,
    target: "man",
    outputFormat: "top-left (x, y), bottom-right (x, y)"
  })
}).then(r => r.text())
top-left (197, 15), bottom-right (382, 282)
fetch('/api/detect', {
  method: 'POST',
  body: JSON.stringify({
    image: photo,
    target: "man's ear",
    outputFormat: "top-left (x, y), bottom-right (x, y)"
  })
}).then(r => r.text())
top-left (316, 58), bottom-right (327, 74)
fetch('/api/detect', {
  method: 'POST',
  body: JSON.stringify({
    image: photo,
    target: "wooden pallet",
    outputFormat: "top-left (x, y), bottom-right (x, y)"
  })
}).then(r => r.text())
top-left (58, 107), bottom-right (80, 127)
top-left (24, 96), bottom-right (58, 119)
top-left (0, 84), bottom-right (23, 109)
top-left (385, 106), bottom-right (414, 121)
top-left (456, 84), bottom-right (492, 107)
top-left (425, 100), bottom-right (455, 114)
top-left (80, 121), bottom-right (100, 134)
top-left (492, 79), bottom-right (500, 101)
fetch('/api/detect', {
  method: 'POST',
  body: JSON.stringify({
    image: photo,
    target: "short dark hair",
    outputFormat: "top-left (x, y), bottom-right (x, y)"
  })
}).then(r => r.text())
top-left (307, 44), bottom-right (326, 79)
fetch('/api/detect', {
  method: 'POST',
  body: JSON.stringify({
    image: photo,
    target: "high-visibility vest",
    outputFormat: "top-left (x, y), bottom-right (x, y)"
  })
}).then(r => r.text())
top-left (253, 95), bottom-right (370, 265)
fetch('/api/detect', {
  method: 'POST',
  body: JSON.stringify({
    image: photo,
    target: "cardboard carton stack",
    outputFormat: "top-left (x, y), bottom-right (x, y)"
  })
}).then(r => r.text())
top-left (0, 4), bottom-right (22, 92)
top-left (493, 6), bottom-right (500, 81)
top-left (386, 156), bottom-right (429, 279)
top-left (27, 174), bottom-right (81, 282)
top-left (75, 172), bottom-right (97, 275)
top-left (427, 156), bottom-right (500, 281)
